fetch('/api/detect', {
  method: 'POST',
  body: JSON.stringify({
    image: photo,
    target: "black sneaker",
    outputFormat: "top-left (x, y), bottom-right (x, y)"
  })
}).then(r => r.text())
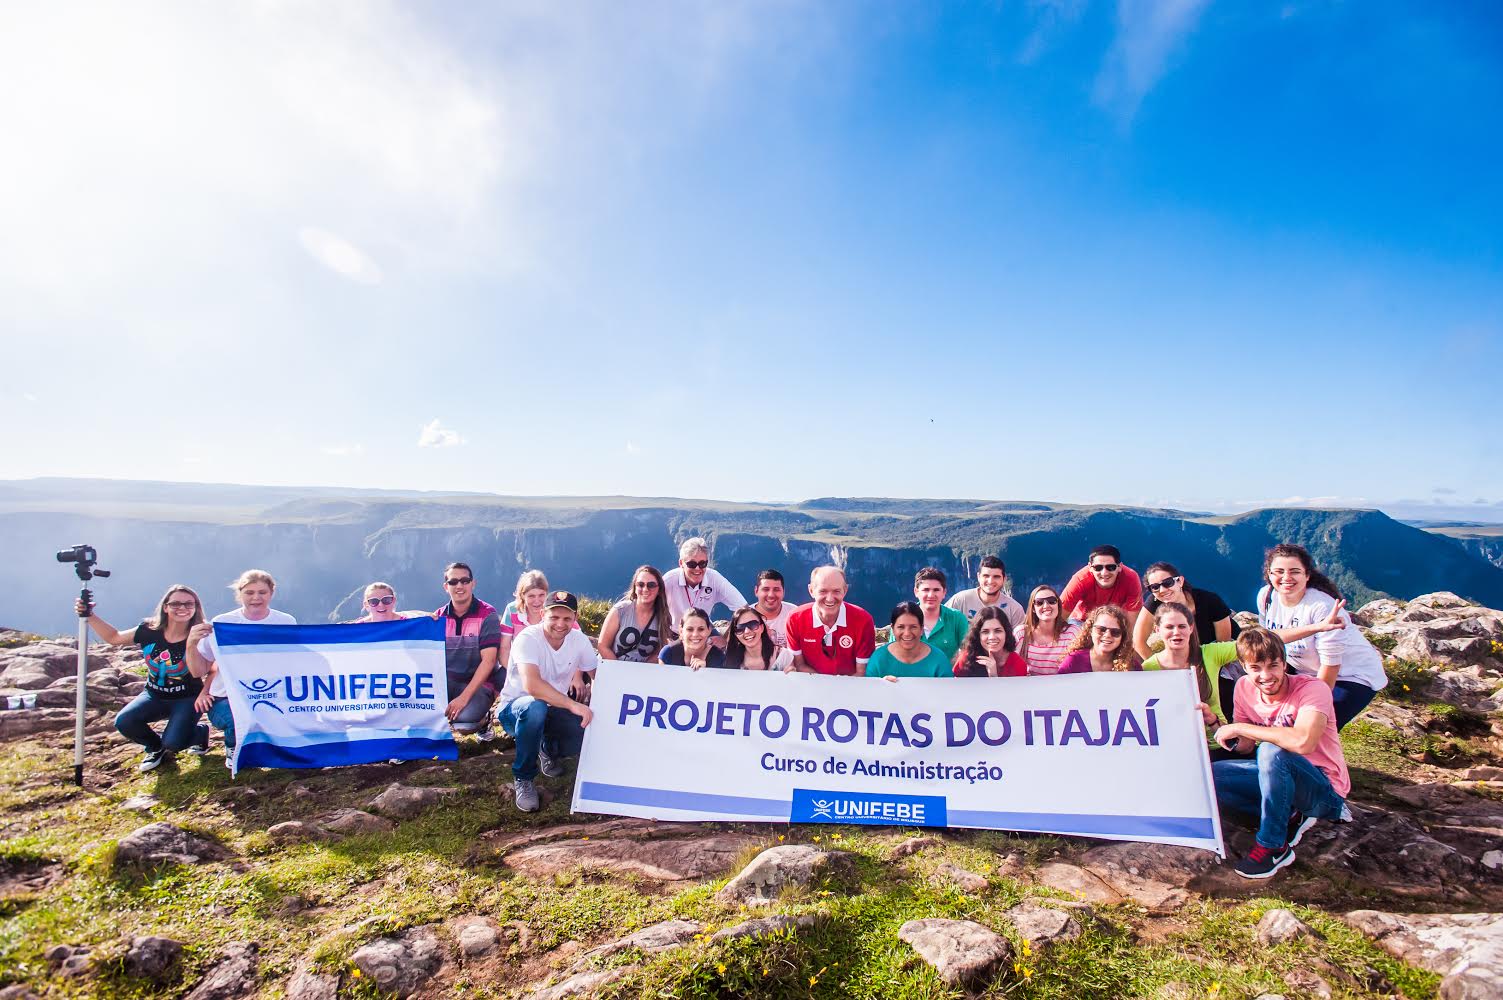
top-left (1287, 811), bottom-right (1317, 848)
top-left (139, 749), bottom-right (170, 773)
top-left (1234, 843), bottom-right (1296, 879)
top-left (187, 725), bottom-right (210, 756)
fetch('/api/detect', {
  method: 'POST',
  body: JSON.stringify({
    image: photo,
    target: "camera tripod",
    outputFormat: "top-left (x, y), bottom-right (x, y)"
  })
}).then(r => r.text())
top-left (57, 545), bottom-right (109, 786)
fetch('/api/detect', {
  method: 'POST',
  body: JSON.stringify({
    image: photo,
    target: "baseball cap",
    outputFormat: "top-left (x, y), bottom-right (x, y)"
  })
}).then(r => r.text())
top-left (545, 591), bottom-right (579, 613)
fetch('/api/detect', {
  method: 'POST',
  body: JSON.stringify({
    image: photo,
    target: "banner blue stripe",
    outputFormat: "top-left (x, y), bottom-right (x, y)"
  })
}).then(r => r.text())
top-left (240, 728), bottom-right (453, 749)
top-left (215, 618), bottom-right (443, 647)
top-left (578, 781), bottom-right (788, 817)
top-left (237, 737), bottom-right (457, 771)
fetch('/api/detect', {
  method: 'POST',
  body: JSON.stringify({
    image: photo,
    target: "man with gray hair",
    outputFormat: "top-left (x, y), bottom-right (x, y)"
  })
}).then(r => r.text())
top-left (661, 536), bottom-right (747, 633)
top-left (785, 566), bottom-right (876, 676)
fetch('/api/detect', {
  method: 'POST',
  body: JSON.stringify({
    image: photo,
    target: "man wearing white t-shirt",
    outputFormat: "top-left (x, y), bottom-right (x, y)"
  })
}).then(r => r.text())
top-left (752, 569), bottom-right (796, 648)
top-left (496, 591), bottom-right (599, 812)
top-left (946, 556), bottom-right (1026, 632)
top-left (186, 569), bottom-right (297, 769)
top-left (661, 536), bottom-right (747, 634)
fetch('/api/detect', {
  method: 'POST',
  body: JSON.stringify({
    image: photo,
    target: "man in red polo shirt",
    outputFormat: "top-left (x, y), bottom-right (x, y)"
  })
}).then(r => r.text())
top-left (1059, 544), bottom-right (1142, 621)
top-left (785, 566), bottom-right (876, 675)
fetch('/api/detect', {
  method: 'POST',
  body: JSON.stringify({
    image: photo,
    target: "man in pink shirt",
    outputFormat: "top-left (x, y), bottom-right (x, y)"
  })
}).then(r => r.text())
top-left (1212, 627), bottom-right (1352, 879)
top-left (1058, 545), bottom-right (1142, 621)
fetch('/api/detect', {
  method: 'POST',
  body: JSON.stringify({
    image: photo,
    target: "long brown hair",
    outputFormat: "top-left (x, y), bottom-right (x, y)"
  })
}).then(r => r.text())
top-left (1260, 544), bottom-right (1343, 612)
top-left (147, 585), bottom-right (204, 632)
top-left (1155, 601), bottom-right (1211, 701)
top-left (1068, 605), bottom-right (1137, 672)
top-left (725, 605), bottom-right (774, 668)
top-left (953, 606), bottom-right (1016, 677)
top-left (1019, 584), bottom-right (1065, 647)
top-left (620, 564), bottom-right (671, 639)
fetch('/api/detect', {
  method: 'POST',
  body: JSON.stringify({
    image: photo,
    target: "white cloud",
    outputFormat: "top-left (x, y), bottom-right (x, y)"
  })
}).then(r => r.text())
top-left (298, 228), bottom-right (383, 285)
top-left (1093, 0), bottom-right (1211, 120)
top-left (418, 419), bottom-right (464, 449)
top-left (320, 443), bottom-right (366, 457)
top-left (625, 441), bottom-right (641, 455)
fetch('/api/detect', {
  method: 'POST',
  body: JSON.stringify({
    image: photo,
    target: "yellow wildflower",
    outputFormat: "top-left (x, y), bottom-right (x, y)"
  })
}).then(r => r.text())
top-left (717, 962), bottom-right (727, 974)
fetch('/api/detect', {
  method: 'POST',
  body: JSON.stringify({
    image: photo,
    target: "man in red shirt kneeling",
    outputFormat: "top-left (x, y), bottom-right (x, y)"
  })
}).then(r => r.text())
top-left (784, 566), bottom-right (876, 676)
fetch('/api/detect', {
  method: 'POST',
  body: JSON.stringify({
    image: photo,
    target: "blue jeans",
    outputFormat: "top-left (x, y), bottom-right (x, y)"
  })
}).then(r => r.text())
top-left (447, 673), bottom-right (498, 734)
top-left (207, 696), bottom-right (236, 750)
top-left (1332, 681), bottom-right (1377, 730)
top-left (115, 693), bottom-right (202, 753)
top-left (497, 696), bottom-right (585, 781)
top-left (1213, 741), bottom-right (1346, 849)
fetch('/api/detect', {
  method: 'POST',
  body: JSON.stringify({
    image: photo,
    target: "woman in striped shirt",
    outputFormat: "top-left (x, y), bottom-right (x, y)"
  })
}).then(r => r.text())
top-left (1015, 584), bottom-right (1081, 676)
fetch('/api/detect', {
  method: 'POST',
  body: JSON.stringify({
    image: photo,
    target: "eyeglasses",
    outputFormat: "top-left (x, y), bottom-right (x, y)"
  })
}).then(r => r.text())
top-left (165, 600), bottom-right (196, 610)
top-left (733, 619), bottom-right (763, 634)
top-left (1146, 576), bottom-right (1182, 593)
top-left (1090, 563), bottom-right (1119, 573)
top-left (1092, 625), bottom-right (1123, 638)
top-left (635, 581), bottom-right (660, 590)
top-left (366, 595), bottom-right (396, 607)
top-left (683, 560), bottom-right (708, 570)
top-left (1033, 596), bottom-right (1060, 607)
top-left (445, 577), bottom-right (472, 587)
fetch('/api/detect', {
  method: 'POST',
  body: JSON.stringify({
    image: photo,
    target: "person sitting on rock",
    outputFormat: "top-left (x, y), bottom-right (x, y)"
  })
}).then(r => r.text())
top-left (76, 585), bottom-right (208, 772)
top-left (1140, 603), bottom-right (1233, 720)
top-left (912, 567), bottom-right (970, 662)
top-left (945, 555), bottom-right (1026, 631)
top-left (1014, 584), bottom-right (1080, 675)
top-left (1132, 562), bottom-right (1238, 660)
top-left (1057, 605), bottom-right (1142, 673)
top-left (658, 608), bottom-right (727, 669)
top-left (1212, 627), bottom-right (1353, 879)
top-left (722, 606), bottom-right (794, 671)
top-left (430, 562), bottom-right (503, 742)
top-left (350, 581), bottom-right (415, 622)
top-left (661, 536), bottom-right (747, 638)
top-left (785, 566), bottom-right (877, 675)
top-left (951, 606), bottom-right (1027, 677)
top-left (867, 602), bottom-right (953, 679)
top-left (187, 569), bottom-right (297, 769)
top-left (1058, 545), bottom-right (1143, 622)
top-left (495, 591), bottom-right (598, 812)
top-left (597, 565), bottom-right (672, 664)
top-left (1257, 544), bottom-right (1388, 729)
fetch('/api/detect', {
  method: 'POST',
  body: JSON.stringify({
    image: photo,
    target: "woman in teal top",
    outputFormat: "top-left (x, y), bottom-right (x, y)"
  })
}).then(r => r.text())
top-left (1141, 602), bottom-right (1235, 723)
top-left (867, 602), bottom-right (953, 679)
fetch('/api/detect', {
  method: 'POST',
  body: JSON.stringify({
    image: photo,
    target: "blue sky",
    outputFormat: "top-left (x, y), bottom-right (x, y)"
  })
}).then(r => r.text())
top-left (2, 1), bottom-right (1500, 519)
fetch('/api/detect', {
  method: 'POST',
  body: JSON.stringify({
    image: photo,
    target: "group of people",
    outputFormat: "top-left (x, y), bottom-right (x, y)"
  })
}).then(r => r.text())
top-left (78, 535), bottom-right (1390, 879)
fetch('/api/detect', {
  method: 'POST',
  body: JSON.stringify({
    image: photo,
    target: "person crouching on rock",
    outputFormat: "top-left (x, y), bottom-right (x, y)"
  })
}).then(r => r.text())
top-left (1212, 627), bottom-right (1353, 880)
top-left (187, 570), bottom-right (297, 769)
top-left (76, 585), bottom-right (208, 773)
top-left (432, 562), bottom-right (502, 743)
top-left (495, 592), bottom-right (598, 812)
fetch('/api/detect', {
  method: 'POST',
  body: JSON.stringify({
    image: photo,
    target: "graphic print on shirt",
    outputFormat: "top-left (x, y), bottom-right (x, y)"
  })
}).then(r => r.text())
top-left (141, 640), bottom-right (193, 696)
top-left (616, 623), bottom-right (662, 660)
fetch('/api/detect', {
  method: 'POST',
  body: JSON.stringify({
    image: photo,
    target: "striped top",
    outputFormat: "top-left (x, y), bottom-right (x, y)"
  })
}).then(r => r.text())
top-left (1018, 623), bottom-right (1081, 676)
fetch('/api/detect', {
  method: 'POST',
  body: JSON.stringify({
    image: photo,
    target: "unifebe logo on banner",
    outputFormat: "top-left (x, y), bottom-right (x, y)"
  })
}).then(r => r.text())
top-left (791, 788), bottom-right (947, 827)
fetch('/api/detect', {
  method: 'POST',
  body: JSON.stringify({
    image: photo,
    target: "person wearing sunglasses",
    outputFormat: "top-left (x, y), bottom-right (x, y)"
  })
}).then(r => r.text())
top-left (1059, 605), bottom-right (1142, 673)
top-left (598, 565), bottom-right (672, 663)
top-left (187, 570), bottom-right (297, 768)
top-left (1132, 562), bottom-right (1238, 660)
top-left (723, 606), bottom-right (795, 671)
top-left (430, 561), bottom-right (503, 741)
top-left (76, 585), bottom-right (209, 772)
top-left (952, 606), bottom-right (1027, 678)
top-left (350, 582), bottom-right (411, 622)
top-left (659, 608), bottom-right (727, 669)
top-left (1058, 545), bottom-right (1143, 622)
top-left (866, 602), bottom-right (954, 679)
top-left (1014, 584), bottom-right (1081, 676)
top-left (661, 537), bottom-right (747, 637)
top-left (946, 556), bottom-right (1026, 632)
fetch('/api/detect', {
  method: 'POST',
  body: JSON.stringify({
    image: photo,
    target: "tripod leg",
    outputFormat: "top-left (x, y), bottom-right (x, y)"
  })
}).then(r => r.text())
top-left (74, 607), bottom-right (88, 787)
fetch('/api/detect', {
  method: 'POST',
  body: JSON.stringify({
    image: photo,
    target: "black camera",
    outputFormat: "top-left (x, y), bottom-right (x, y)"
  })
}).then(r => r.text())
top-left (55, 545), bottom-right (98, 566)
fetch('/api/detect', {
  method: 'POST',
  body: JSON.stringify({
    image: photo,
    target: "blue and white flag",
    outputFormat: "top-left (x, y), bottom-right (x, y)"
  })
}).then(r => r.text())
top-left (213, 617), bottom-right (457, 776)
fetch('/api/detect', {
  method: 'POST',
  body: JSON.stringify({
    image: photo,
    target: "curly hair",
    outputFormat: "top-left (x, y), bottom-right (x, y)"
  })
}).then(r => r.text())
top-left (1068, 604), bottom-right (1137, 672)
top-left (953, 606), bottom-right (1016, 677)
top-left (1260, 544), bottom-right (1342, 612)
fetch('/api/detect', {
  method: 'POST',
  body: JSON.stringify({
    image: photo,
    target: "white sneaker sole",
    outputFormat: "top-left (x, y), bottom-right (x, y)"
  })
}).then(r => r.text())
top-left (1288, 816), bottom-right (1318, 848)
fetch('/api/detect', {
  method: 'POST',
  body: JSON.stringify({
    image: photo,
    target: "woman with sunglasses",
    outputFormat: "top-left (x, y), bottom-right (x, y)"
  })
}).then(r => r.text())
top-left (1132, 562), bottom-right (1238, 660)
top-left (659, 608), bottom-right (727, 669)
top-left (1258, 543), bottom-right (1387, 729)
top-left (1015, 585), bottom-right (1081, 676)
top-left (75, 585), bottom-right (208, 772)
top-left (350, 581), bottom-right (412, 622)
top-left (952, 606), bottom-right (1027, 678)
top-left (724, 606), bottom-right (795, 671)
top-left (1059, 605), bottom-right (1142, 674)
top-left (866, 602), bottom-right (954, 678)
top-left (598, 565), bottom-right (672, 663)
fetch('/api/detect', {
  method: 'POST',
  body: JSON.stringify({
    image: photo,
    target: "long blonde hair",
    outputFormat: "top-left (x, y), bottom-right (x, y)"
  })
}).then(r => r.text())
top-left (514, 569), bottom-right (549, 608)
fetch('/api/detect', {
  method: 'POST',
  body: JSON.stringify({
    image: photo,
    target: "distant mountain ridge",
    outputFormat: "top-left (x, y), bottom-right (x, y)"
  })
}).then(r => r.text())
top-left (4, 479), bottom-right (1502, 635)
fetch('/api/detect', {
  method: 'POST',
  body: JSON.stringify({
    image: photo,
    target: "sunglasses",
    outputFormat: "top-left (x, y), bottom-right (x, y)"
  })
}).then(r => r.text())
top-left (635, 581), bottom-right (660, 590)
top-left (683, 560), bottom-right (708, 570)
top-left (366, 595), bottom-right (396, 607)
top-left (1092, 625), bottom-right (1123, 638)
top-left (733, 619), bottom-right (763, 634)
top-left (165, 600), bottom-right (197, 611)
top-left (1033, 596), bottom-right (1060, 607)
top-left (1090, 563), bottom-right (1119, 573)
top-left (1146, 576), bottom-right (1182, 593)
top-left (445, 577), bottom-right (472, 587)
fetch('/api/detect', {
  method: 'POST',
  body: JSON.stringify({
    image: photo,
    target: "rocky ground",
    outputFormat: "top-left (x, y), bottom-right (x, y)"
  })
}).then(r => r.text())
top-left (0, 593), bottom-right (1500, 999)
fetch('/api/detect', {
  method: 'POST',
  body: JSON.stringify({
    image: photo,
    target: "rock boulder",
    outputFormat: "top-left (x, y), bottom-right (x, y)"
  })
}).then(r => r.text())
top-left (897, 918), bottom-right (1012, 988)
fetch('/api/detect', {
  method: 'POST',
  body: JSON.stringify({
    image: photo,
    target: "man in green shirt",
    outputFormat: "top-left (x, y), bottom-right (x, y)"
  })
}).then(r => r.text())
top-left (914, 567), bottom-right (969, 662)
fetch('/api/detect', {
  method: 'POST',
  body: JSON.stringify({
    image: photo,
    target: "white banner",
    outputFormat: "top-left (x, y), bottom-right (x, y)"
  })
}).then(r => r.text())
top-left (214, 617), bottom-right (457, 776)
top-left (574, 663), bottom-right (1223, 854)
